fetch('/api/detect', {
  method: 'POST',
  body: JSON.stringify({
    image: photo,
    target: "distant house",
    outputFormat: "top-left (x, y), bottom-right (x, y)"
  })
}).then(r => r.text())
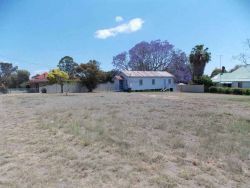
top-left (212, 65), bottom-right (250, 88)
top-left (28, 72), bottom-right (114, 93)
top-left (114, 71), bottom-right (175, 91)
top-left (29, 72), bottom-right (48, 92)
top-left (29, 73), bottom-right (85, 93)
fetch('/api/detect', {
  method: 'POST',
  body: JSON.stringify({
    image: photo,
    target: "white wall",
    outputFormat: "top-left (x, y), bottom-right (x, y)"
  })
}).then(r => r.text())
top-left (232, 82), bottom-right (238, 88)
top-left (114, 80), bottom-right (120, 91)
top-left (126, 77), bottom-right (174, 91)
top-left (39, 82), bottom-right (117, 93)
top-left (231, 82), bottom-right (250, 88)
top-left (242, 82), bottom-right (250, 88)
top-left (39, 82), bottom-right (87, 93)
top-left (94, 82), bottom-right (115, 92)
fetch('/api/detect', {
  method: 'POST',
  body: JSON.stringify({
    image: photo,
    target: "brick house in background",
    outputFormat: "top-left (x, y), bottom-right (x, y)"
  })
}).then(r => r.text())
top-left (29, 72), bottom-right (48, 92)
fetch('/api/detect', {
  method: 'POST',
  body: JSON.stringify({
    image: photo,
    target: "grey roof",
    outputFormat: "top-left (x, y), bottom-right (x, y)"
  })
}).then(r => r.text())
top-left (122, 71), bottom-right (174, 78)
top-left (212, 65), bottom-right (250, 82)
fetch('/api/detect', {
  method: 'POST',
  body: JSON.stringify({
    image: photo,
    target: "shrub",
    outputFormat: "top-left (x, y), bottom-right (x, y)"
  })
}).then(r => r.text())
top-left (241, 89), bottom-right (250, 95)
top-left (0, 85), bottom-right (8, 94)
top-left (209, 86), bottom-right (217, 93)
top-left (194, 75), bottom-right (213, 92)
top-left (209, 86), bottom-right (250, 95)
top-left (217, 87), bottom-right (224, 94)
top-left (232, 88), bottom-right (243, 95)
top-left (224, 87), bottom-right (232, 94)
top-left (245, 89), bottom-right (250, 95)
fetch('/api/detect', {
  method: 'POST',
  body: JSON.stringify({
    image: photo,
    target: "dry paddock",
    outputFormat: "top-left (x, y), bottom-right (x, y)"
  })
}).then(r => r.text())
top-left (0, 92), bottom-right (250, 188)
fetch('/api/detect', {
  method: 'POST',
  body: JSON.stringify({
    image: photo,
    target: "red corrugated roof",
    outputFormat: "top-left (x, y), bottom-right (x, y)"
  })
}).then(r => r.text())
top-left (30, 72), bottom-right (48, 83)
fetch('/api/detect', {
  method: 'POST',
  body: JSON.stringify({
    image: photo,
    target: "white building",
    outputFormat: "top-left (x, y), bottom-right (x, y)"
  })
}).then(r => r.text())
top-left (212, 65), bottom-right (250, 88)
top-left (114, 71), bottom-right (175, 91)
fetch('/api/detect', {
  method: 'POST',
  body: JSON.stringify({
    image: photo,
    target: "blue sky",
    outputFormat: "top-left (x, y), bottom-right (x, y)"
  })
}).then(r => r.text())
top-left (0, 0), bottom-right (250, 76)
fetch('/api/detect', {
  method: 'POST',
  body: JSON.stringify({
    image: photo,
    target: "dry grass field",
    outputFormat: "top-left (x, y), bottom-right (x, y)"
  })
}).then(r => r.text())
top-left (0, 92), bottom-right (250, 187)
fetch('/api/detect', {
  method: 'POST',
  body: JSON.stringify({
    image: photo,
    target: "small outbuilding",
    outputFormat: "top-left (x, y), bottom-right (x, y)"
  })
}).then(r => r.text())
top-left (114, 71), bottom-right (175, 91)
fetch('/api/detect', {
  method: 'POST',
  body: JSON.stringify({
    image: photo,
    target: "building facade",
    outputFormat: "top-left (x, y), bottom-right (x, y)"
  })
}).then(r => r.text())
top-left (114, 71), bottom-right (175, 91)
top-left (212, 65), bottom-right (250, 88)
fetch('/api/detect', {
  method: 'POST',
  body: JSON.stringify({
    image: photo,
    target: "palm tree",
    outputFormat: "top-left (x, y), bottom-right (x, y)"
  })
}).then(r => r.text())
top-left (189, 45), bottom-right (211, 82)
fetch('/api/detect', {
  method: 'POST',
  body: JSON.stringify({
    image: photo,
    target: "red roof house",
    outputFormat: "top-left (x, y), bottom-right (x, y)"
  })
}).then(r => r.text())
top-left (29, 72), bottom-right (49, 92)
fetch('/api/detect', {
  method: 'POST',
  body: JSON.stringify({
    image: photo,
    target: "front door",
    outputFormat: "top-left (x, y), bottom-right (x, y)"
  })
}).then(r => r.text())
top-left (119, 80), bottom-right (124, 91)
top-left (163, 79), bottom-right (166, 88)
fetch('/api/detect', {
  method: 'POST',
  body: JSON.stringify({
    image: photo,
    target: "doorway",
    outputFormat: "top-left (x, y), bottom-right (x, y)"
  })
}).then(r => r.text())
top-left (119, 80), bottom-right (124, 91)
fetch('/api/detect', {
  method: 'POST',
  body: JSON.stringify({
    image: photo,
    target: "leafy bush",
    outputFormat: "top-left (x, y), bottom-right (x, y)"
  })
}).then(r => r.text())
top-left (224, 87), bottom-right (232, 94)
top-left (209, 86), bottom-right (217, 93)
top-left (193, 75), bottom-right (213, 92)
top-left (217, 87), bottom-right (224, 94)
top-left (246, 89), bottom-right (250, 95)
top-left (232, 88), bottom-right (243, 95)
top-left (0, 85), bottom-right (8, 94)
top-left (242, 89), bottom-right (250, 95)
top-left (209, 86), bottom-right (250, 95)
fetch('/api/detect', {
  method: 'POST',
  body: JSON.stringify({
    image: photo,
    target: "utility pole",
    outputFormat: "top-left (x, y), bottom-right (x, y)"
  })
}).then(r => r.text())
top-left (219, 55), bottom-right (223, 86)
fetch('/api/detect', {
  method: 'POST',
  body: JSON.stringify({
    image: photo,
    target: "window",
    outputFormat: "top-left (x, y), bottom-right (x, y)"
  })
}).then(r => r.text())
top-left (168, 79), bottom-right (171, 84)
top-left (152, 79), bottom-right (155, 85)
top-left (139, 79), bottom-right (143, 86)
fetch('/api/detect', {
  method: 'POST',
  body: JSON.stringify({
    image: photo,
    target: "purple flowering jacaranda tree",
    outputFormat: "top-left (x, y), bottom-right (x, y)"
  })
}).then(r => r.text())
top-left (166, 50), bottom-right (192, 83)
top-left (112, 39), bottom-right (192, 83)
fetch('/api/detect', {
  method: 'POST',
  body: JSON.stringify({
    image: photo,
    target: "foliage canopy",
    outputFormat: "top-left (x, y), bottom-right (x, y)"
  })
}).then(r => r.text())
top-left (47, 69), bottom-right (69, 93)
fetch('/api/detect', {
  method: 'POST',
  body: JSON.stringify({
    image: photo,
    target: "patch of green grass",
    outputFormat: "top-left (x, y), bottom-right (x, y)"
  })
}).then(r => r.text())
top-left (171, 137), bottom-right (185, 149)
top-left (178, 168), bottom-right (196, 180)
top-left (229, 119), bottom-right (250, 135)
top-left (68, 121), bottom-right (81, 136)
top-left (150, 174), bottom-right (177, 188)
top-left (228, 97), bottom-right (250, 104)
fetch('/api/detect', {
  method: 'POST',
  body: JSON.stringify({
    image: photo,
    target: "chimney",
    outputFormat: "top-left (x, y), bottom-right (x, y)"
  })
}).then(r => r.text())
top-left (222, 66), bottom-right (226, 73)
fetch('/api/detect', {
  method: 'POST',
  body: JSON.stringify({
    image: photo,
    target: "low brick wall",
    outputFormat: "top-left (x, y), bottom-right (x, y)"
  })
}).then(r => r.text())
top-left (177, 85), bottom-right (204, 93)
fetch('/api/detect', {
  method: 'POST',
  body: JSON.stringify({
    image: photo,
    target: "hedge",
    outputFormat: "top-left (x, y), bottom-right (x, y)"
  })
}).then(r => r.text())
top-left (0, 85), bottom-right (8, 94)
top-left (209, 86), bottom-right (250, 95)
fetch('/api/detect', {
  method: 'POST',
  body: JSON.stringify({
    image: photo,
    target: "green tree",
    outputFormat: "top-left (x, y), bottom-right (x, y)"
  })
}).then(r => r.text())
top-left (47, 69), bottom-right (69, 93)
top-left (195, 75), bottom-right (213, 92)
top-left (58, 56), bottom-right (78, 78)
top-left (75, 60), bottom-right (103, 92)
top-left (17, 70), bottom-right (30, 87)
top-left (210, 68), bottom-right (222, 78)
top-left (7, 73), bottom-right (18, 88)
top-left (6, 70), bottom-right (30, 88)
top-left (0, 62), bottom-right (18, 87)
top-left (189, 45), bottom-right (211, 82)
top-left (210, 66), bottom-right (227, 78)
top-left (99, 69), bottom-right (118, 83)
